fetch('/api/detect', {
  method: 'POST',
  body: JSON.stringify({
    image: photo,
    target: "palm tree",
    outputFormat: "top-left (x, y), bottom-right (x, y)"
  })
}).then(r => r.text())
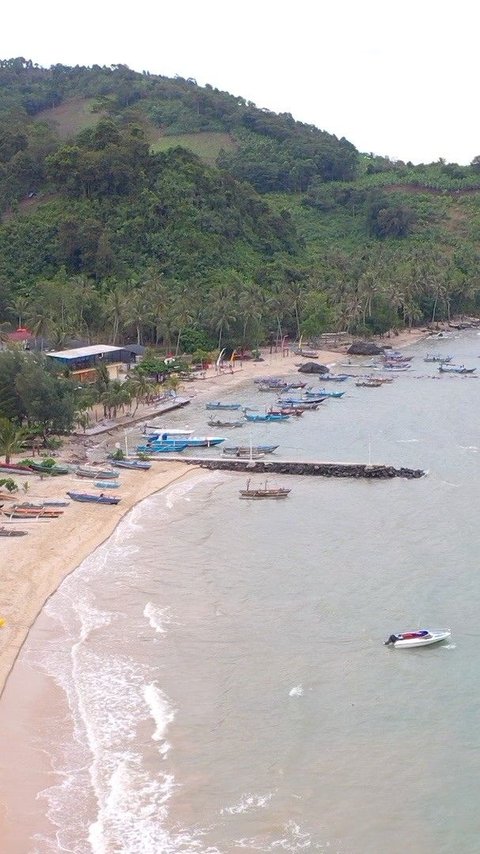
top-left (104, 283), bottom-right (129, 344)
top-left (8, 295), bottom-right (31, 329)
top-left (172, 288), bottom-right (196, 356)
top-left (0, 417), bottom-right (27, 464)
top-left (209, 283), bottom-right (238, 350)
top-left (124, 373), bottom-right (155, 414)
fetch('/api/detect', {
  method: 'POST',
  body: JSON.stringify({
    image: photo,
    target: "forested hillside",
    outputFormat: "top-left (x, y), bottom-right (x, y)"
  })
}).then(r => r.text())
top-left (1, 57), bottom-right (480, 351)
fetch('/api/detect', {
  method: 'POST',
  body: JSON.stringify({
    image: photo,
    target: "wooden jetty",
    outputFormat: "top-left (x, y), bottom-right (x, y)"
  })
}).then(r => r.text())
top-left (156, 456), bottom-right (425, 480)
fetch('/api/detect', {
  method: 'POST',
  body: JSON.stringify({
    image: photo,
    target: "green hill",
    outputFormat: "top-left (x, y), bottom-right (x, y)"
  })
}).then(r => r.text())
top-left (0, 57), bottom-right (479, 350)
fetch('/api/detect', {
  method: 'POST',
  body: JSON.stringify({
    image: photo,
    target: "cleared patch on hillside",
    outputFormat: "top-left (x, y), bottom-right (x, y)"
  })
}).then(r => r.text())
top-left (36, 97), bottom-right (103, 139)
top-left (149, 131), bottom-right (237, 165)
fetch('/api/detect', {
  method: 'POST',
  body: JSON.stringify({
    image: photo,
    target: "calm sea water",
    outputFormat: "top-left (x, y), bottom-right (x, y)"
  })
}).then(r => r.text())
top-left (3, 333), bottom-right (480, 853)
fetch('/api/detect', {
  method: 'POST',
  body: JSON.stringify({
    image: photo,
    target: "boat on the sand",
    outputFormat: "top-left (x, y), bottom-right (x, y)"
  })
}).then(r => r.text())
top-left (0, 526), bottom-right (28, 536)
top-left (384, 629), bottom-right (451, 648)
top-left (110, 459), bottom-right (151, 470)
top-left (67, 491), bottom-right (121, 505)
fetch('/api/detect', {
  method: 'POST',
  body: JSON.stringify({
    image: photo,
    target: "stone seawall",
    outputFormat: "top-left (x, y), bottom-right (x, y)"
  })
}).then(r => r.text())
top-left (170, 458), bottom-right (425, 479)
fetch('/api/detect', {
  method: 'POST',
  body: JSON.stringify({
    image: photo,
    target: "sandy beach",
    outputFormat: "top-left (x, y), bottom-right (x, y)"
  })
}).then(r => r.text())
top-left (0, 332), bottom-right (427, 699)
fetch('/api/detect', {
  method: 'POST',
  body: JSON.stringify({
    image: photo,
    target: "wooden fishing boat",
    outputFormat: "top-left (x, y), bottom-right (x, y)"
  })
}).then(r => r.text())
top-left (0, 526), bottom-right (28, 536)
top-left (384, 629), bottom-right (451, 648)
top-left (268, 407), bottom-right (303, 417)
top-left (207, 419), bottom-right (244, 428)
top-left (320, 374), bottom-right (349, 382)
top-left (305, 389), bottom-right (345, 398)
top-left (136, 443), bottom-right (188, 454)
top-left (94, 481), bottom-right (120, 489)
top-left (244, 413), bottom-right (289, 422)
top-left (223, 444), bottom-right (278, 455)
top-left (30, 462), bottom-right (70, 475)
top-left (439, 364), bottom-right (476, 374)
top-left (110, 459), bottom-right (151, 470)
top-left (424, 353), bottom-right (453, 363)
top-left (205, 402), bottom-right (242, 411)
top-left (76, 466), bottom-right (119, 479)
top-left (0, 463), bottom-right (32, 475)
top-left (355, 378), bottom-right (383, 387)
top-left (239, 479), bottom-right (291, 499)
top-left (4, 508), bottom-right (63, 519)
top-left (67, 491), bottom-right (121, 505)
top-left (223, 448), bottom-right (265, 459)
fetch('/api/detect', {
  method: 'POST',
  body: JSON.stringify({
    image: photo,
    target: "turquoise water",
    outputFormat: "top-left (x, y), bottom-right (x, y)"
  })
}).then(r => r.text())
top-left (2, 333), bottom-right (480, 853)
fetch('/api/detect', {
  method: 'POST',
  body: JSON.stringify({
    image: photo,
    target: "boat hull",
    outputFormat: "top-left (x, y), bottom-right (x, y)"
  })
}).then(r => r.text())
top-left (386, 630), bottom-right (451, 648)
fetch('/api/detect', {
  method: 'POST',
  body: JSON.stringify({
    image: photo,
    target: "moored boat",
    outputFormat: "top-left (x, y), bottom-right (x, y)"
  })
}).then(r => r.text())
top-left (355, 378), bottom-right (383, 387)
top-left (136, 443), bottom-right (188, 454)
top-left (239, 479), bottom-right (291, 499)
top-left (305, 388), bottom-right (344, 398)
top-left (223, 444), bottom-right (278, 455)
top-left (424, 353), bottom-right (453, 363)
top-left (384, 629), bottom-right (451, 648)
top-left (439, 364), bottom-right (476, 374)
top-left (244, 413), bottom-right (289, 422)
top-left (147, 436), bottom-right (226, 448)
top-left (205, 402), bottom-right (242, 411)
top-left (207, 419), bottom-right (244, 428)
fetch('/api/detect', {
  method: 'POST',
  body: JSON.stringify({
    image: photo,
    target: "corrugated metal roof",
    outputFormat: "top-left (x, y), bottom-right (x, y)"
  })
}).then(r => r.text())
top-left (47, 345), bottom-right (125, 360)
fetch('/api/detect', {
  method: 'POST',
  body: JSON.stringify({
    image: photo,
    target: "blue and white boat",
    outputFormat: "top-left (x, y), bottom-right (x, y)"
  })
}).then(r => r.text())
top-left (94, 481), bottom-right (120, 489)
top-left (244, 413), bottom-right (289, 422)
top-left (147, 436), bottom-right (226, 448)
top-left (205, 402), bottom-right (242, 411)
top-left (279, 396), bottom-right (326, 405)
top-left (305, 388), bottom-right (345, 398)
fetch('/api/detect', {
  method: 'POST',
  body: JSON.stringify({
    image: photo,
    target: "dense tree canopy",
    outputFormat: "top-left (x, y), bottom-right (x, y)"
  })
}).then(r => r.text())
top-left (0, 59), bottom-right (479, 353)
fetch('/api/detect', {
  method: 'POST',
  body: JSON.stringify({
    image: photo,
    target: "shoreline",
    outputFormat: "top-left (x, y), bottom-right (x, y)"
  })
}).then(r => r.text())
top-left (0, 331), bottom-right (428, 698)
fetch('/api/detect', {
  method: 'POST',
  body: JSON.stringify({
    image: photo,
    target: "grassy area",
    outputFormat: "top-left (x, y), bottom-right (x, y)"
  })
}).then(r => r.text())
top-left (149, 130), bottom-right (237, 165)
top-left (36, 97), bottom-right (102, 138)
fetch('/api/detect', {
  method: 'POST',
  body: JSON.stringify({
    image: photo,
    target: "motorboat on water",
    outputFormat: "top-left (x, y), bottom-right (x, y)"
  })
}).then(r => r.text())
top-left (384, 629), bottom-right (451, 648)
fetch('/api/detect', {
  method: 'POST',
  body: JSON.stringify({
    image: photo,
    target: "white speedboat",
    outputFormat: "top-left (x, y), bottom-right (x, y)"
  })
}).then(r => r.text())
top-left (384, 629), bottom-right (451, 649)
top-left (143, 426), bottom-right (193, 436)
